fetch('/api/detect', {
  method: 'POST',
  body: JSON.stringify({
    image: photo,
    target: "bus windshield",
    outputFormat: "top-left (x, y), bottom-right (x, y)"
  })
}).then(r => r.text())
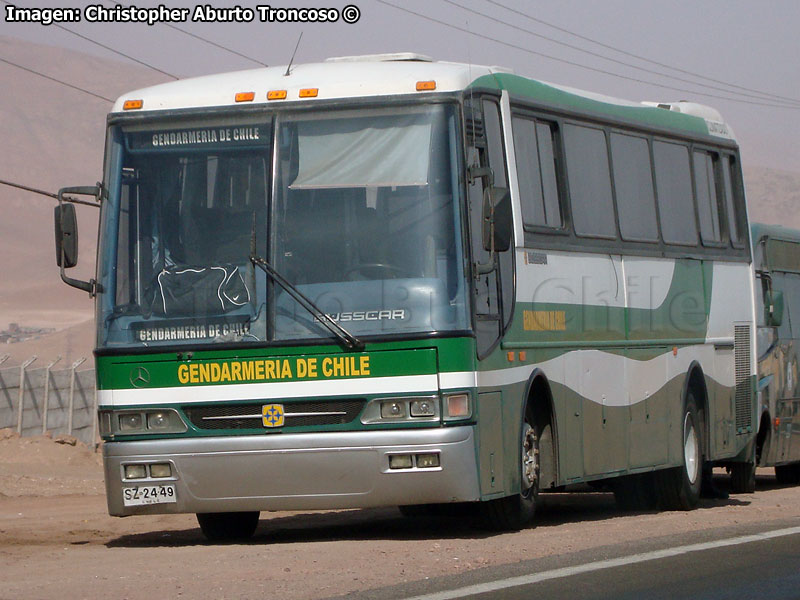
top-left (97, 103), bottom-right (469, 349)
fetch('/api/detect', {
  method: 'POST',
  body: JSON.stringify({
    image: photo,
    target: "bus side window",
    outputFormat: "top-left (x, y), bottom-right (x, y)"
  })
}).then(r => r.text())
top-left (693, 150), bottom-right (723, 245)
top-left (653, 140), bottom-right (697, 247)
top-left (512, 115), bottom-right (562, 229)
top-left (610, 132), bottom-right (658, 243)
top-left (721, 154), bottom-right (742, 245)
top-left (563, 123), bottom-right (616, 239)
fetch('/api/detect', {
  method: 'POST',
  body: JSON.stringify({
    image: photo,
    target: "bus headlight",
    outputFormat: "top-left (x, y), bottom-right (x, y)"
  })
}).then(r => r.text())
top-left (147, 412), bottom-right (172, 430)
top-left (119, 413), bottom-right (143, 431)
top-left (100, 409), bottom-right (188, 437)
top-left (362, 396), bottom-right (440, 424)
top-left (410, 399), bottom-right (435, 417)
top-left (380, 401), bottom-right (407, 419)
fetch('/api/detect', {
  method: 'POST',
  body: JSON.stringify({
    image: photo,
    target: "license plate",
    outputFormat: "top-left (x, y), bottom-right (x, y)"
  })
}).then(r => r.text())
top-left (122, 484), bottom-right (177, 507)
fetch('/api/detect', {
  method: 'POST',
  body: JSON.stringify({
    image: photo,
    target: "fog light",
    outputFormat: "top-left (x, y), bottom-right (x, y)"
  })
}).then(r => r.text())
top-left (416, 453), bottom-right (440, 468)
top-left (119, 413), bottom-right (143, 431)
top-left (410, 399), bottom-right (435, 417)
top-left (124, 464), bottom-right (147, 479)
top-left (381, 401), bottom-right (407, 419)
top-left (389, 454), bottom-right (413, 469)
top-left (150, 463), bottom-right (172, 478)
top-left (147, 412), bottom-right (171, 430)
top-left (445, 394), bottom-right (470, 419)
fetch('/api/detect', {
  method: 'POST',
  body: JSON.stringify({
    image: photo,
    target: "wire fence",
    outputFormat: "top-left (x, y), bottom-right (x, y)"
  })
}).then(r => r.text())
top-left (0, 355), bottom-right (97, 447)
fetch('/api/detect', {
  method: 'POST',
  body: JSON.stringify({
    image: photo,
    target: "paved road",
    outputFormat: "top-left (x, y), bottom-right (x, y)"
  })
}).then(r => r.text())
top-left (333, 521), bottom-right (800, 600)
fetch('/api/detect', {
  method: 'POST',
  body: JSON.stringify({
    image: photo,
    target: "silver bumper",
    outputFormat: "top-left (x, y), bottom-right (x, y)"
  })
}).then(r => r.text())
top-left (103, 426), bottom-right (479, 516)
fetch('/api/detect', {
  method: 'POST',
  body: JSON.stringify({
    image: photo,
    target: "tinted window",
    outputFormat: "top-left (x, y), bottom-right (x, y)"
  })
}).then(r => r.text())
top-left (512, 115), bottom-right (562, 228)
top-left (564, 124), bottom-right (616, 238)
top-left (693, 150), bottom-right (722, 243)
top-left (721, 155), bottom-right (741, 244)
top-left (654, 140), bottom-right (697, 246)
top-left (610, 132), bottom-right (658, 242)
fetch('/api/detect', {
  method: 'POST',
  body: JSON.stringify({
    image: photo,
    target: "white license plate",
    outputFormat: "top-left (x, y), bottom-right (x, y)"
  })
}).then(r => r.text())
top-left (122, 484), bottom-right (177, 507)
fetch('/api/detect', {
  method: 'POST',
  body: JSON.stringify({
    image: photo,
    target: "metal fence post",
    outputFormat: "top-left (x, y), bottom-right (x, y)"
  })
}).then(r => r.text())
top-left (41, 356), bottom-right (62, 434)
top-left (67, 357), bottom-right (86, 435)
top-left (16, 356), bottom-right (37, 434)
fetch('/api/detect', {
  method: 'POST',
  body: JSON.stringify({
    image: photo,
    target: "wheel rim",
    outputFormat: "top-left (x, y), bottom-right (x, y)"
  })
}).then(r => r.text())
top-left (683, 412), bottom-right (699, 485)
top-left (521, 423), bottom-right (538, 494)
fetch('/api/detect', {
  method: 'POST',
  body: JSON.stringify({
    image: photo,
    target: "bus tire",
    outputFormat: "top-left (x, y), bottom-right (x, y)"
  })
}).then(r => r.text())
top-left (729, 461), bottom-right (756, 493)
top-left (613, 473), bottom-right (658, 511)
top-left (480, 411), bottom-right (539, 530)
top-left (196, 511), bottom-right (259, 542)
top-left (654, 392), bottom-right (703, 510)
top-left (775, 464), bottom-right (800, 485)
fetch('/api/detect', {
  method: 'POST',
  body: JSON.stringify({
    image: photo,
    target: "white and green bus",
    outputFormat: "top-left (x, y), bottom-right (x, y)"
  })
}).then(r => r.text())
top-left (752, 224), bottom-right (800, 484)
top-left (55, 53), bottom-right (757, 540)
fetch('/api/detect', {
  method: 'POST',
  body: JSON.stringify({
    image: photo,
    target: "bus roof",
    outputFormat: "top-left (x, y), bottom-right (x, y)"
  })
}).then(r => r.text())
top-left (112, 54), bottom-right (733, 140)
top-left (751, 222), bottom-right (800, 245)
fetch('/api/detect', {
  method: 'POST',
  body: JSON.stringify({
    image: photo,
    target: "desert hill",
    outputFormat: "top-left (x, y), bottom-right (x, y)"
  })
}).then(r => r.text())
top-left (1, 36), bottom-right (799, 367)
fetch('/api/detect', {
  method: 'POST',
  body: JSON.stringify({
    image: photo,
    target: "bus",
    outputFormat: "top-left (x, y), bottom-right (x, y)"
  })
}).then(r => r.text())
top-left (752, 224), bottom-right (800, 484)
top-left (54, 53), bottom-right (757, 540)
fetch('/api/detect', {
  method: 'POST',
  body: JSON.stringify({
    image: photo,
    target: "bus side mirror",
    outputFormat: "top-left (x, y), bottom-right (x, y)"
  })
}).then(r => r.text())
top-left (482, 186), bottom-right (512, 253)
top-left (766, 289), bottom-right (784, 327)
top-left (54, 203), bottom-right (79, 269)
top-left (54, 185), bottom-right (103, 297)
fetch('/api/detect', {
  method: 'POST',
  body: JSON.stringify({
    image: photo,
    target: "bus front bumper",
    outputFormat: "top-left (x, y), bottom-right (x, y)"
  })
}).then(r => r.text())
top-left (103, 426), bottom-right (480, 516)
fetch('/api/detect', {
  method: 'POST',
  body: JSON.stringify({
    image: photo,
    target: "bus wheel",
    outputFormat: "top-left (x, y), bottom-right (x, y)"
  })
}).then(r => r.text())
top-left (775, 464), bottom-right (800, 485)
top-left (480, 415), bottom-right (539, 530)
top-left (196, 511), bottom-right (259, 542)
top-left (654, 393), bottom-right (703, 510)
top-left (729, 461), bottom-right (756, 493)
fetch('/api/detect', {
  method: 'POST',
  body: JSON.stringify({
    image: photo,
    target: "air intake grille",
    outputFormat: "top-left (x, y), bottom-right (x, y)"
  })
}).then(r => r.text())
top-left (183, 399), bottom-right (365, 430)
top-left (734, 325), bottom-right (753, 434)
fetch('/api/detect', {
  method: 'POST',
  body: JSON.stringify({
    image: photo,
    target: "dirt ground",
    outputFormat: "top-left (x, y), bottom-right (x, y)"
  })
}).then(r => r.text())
top-left (1, 429), bottom-right (799, 600)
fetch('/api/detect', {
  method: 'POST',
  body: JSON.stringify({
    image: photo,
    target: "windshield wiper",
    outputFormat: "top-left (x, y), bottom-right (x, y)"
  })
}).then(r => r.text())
top-left (249, 253), bottom-right (365, 352)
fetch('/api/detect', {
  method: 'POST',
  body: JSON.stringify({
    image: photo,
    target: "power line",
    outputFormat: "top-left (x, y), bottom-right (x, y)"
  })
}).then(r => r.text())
top-left (443, 0), bottom-right (800, 107)
top-left (0, 179), bottom-right (100, 207)
top-left (105, 0), bottom-right (269, 68)
top-left (53, 22), bottom-right (179, 79)
top-left (484, 0), bottom-right (800, 107)
top-left (373, 0), bottom-right (800, 110)
top-left (0, 0), bottom-right (178, 79)
top-left (0, 56), bottom-right (114, 102)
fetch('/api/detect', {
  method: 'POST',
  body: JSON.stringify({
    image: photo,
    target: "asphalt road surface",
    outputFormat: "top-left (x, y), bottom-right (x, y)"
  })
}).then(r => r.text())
top-left (336, 522), bottom-right (800, 600)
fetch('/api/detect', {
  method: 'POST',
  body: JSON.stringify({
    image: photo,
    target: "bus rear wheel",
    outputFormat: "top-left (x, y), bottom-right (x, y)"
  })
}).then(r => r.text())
top-left (654, 393), bottom-right (703, 510)
top-left (480, 415), bottom-right (539, 530)
top-left (196, 511), bottom-right (260, 542)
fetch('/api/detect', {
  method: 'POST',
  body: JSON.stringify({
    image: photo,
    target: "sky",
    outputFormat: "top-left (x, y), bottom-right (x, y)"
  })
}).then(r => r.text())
top-left (1, 0), bottom-right (799, 172)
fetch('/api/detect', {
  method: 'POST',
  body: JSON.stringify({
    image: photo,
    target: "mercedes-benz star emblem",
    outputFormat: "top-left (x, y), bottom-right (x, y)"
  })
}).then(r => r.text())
top-left (129, 366), bottom-right (151, 388)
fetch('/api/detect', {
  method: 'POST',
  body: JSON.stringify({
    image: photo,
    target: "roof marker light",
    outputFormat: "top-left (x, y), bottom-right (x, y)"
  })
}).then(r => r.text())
top-left (416, 80), bottom-right (436, 91)
top-left (299, 88), bottom-right (319, 98)
top-left (268, 90), bottom-right (288, 100)
top-left (235, 92), bottom-right (255, 103)
top-left (123, 99), bottom-right (143, 110)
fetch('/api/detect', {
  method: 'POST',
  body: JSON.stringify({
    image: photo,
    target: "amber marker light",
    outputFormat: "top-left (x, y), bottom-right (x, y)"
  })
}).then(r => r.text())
top-left (416, 80), bottom-right (436, 91)
top-left (235, 92), bottom-right (255, 102)
top-left (299, 88), bottom-right (319, 98)
top-left (123, 99), bottom-right (143, 110)
top-left (268, 90), bottom-right (288, 100)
